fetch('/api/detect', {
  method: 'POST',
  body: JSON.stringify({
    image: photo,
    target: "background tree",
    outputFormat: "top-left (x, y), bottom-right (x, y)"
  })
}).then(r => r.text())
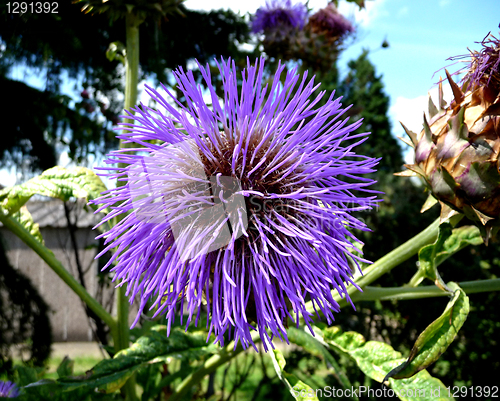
top-left (0, 1), bottom-right (254, 177)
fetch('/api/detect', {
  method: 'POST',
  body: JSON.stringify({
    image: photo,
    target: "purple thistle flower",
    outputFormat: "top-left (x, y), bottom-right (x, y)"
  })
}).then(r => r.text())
top-left (308, 3), bottom-right (354, 39)
top-left (251, 0), bottom-right (308, 34)
top-left (463, 30), bottom-right (500, 91)
top-left (94, 57), bottom-right (379, 350)
top-left (0, 381), bottom-right (19, 398)
top-left (446, 29), bottom-right (500, 92)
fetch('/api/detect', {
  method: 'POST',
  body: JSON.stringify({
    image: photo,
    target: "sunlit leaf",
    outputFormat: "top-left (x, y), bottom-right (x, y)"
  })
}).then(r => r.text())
top-left (318, 325), bottom-right (453, 400)
top-left (269, 348), bottom-right (320, 401)
top-left (385, 282), bottom-right (469, 380)
top-left (0, 166), bottom-right (107, 215)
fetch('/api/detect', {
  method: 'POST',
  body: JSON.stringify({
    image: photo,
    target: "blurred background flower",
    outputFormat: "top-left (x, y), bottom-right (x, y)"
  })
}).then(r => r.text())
top-left (0, 381), bottom-right (19, 398)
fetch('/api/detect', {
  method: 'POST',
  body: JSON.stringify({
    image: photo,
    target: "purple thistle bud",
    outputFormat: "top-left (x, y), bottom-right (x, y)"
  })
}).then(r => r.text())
top-left (93, 57), bottom-right (379, 350)
top-left (251, 0), bottom-right (308, 34)
top-left (0, 381), bottom-right (20, 398)
top-left (308, 2), bottom-right (354, 39)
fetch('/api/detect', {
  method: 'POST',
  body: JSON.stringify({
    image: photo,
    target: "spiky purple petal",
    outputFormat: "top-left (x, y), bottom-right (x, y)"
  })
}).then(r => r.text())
top-left (93, 57), bottom-right (379, 350)
top-left (0, 381), bottom-right (19, 398)
top-left (448, 29), bottom-right (500, 91)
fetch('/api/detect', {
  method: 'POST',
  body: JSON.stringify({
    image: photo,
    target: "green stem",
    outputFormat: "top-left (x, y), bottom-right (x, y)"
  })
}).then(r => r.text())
top-left (114, 10), bottom-right (142, 351)
top-left (0, 214), bottom-right (118, 338)
top-left (112, 12), bottom-right (142, 401)
top-left (306, 218), bottom-right (441, 313)
top-left (351, 279), bottom-right (500, 301)
top-left (170, 332), bottom-right (262, 401)
top-left (407, 268), bottom-right (426, 287)
top-left (122, 12), bottom-right (141, 151)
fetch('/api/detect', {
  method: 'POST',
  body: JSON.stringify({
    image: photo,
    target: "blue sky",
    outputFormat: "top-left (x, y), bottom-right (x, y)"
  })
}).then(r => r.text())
top-left (3, 0), bottom-right (499, 185)
top-left (186, 0), bottom-right (500, 159)
top-left (335, 0), bottom-right (499, 142)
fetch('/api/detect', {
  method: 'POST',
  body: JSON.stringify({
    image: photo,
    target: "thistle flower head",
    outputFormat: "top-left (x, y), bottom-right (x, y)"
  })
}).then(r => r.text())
top-left (94, 57), bottom-right (379, 349)
top-left (308, 2), bottom-right (354, 40)
top-left (398, 31), bottom-right (500, 243)
top-left (0, 381), bottom-right (19, 398)
top-left (251, 0), bottom-right (308, 33)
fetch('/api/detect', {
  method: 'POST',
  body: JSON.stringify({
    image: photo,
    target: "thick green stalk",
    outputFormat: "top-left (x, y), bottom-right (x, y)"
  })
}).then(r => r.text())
top-left (0, 213), bottom-right (118, 338)
top-left (351, 279), bottom-right (500, 301)
top-left (306, 218), bottom-right (441, 313)
top-left (122, 12), bottom-right (141, 151)
top-left (113, 12), bottom-right (142, 401)
top-left (170, 332), bottom-right (262, 401)
top-left (354, 218), bottom-right (440, 288)
top-left (115, 10), bottom-right (142, 353)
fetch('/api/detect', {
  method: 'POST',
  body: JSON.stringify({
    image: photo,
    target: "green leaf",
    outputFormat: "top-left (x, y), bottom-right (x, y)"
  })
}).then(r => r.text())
top-left (287, 327), bottom-right (358, 400)
top-left (418, 223), bottom-right (483, 285)
top-left (55, 326), bottom-right (217, 394)
top-left (0, 166), bottom-right (108, 216)
top-left (385, 282), bottom-right (469, 381)
top-left (11, 206), bottom-right (44, 244)
top-left (269, 348), bottom-right (320, 401)
top-left (16, 366), bottom-right (42, 386)
top-left (319, 326), bottom-right (454, 400)
top-left (56, 357), bottom-right (74, 379)
top-left (106, 41), bottom-right (126, 64)
top-left (345, 0), bottom-right (365, 9)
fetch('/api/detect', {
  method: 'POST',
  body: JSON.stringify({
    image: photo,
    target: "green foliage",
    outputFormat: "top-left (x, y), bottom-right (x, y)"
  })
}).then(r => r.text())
top-left (287, 327), bottom-right (357, 399)
top-left (0, 2), bottom-right (253, 173)
top-left (0, 166), bottom-right (107, 215)
top-left (55, 357), bottom-right (74, 380)
top-left (319, 325), bottom-right (453, 400)
top-left (418, 223), bottom-right (483, 284)
top-left (269, 348), bottom-right (320, 401)
top-left (10, 207), bottom-right (43, 244)
top-left (0, 77), bottom-right (115, 172)
top-left (385, 282), bottom-right (469, 380)
top-left (23, 326), bottom-right (217, 397)
top-left (76, 0), bottom-right (185, 23)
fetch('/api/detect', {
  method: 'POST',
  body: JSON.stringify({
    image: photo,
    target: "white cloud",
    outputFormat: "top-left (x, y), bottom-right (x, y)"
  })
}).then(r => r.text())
top-left (390, 94), bottom-right (428, 135)
top-left (390, 83), bottom-right (453, 134)
top-left (439, 0), bottom-right (451, 7)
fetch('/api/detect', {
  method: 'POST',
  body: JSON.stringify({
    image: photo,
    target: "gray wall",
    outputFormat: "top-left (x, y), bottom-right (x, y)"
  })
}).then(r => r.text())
top-left (1, 225), bottom-right (138, 342)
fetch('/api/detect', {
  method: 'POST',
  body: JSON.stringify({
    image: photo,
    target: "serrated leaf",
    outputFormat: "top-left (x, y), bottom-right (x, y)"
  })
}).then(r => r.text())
top-left (385, 282), bottom-right (469, 381)
top-left (269, 348), bottom-right (320, 401)
top-left (0, 166), bottom-right (107, 216)
top-left (287, 327), bottom-right (357, 399)
top-left (319, 326), bottom-right (453, 400)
